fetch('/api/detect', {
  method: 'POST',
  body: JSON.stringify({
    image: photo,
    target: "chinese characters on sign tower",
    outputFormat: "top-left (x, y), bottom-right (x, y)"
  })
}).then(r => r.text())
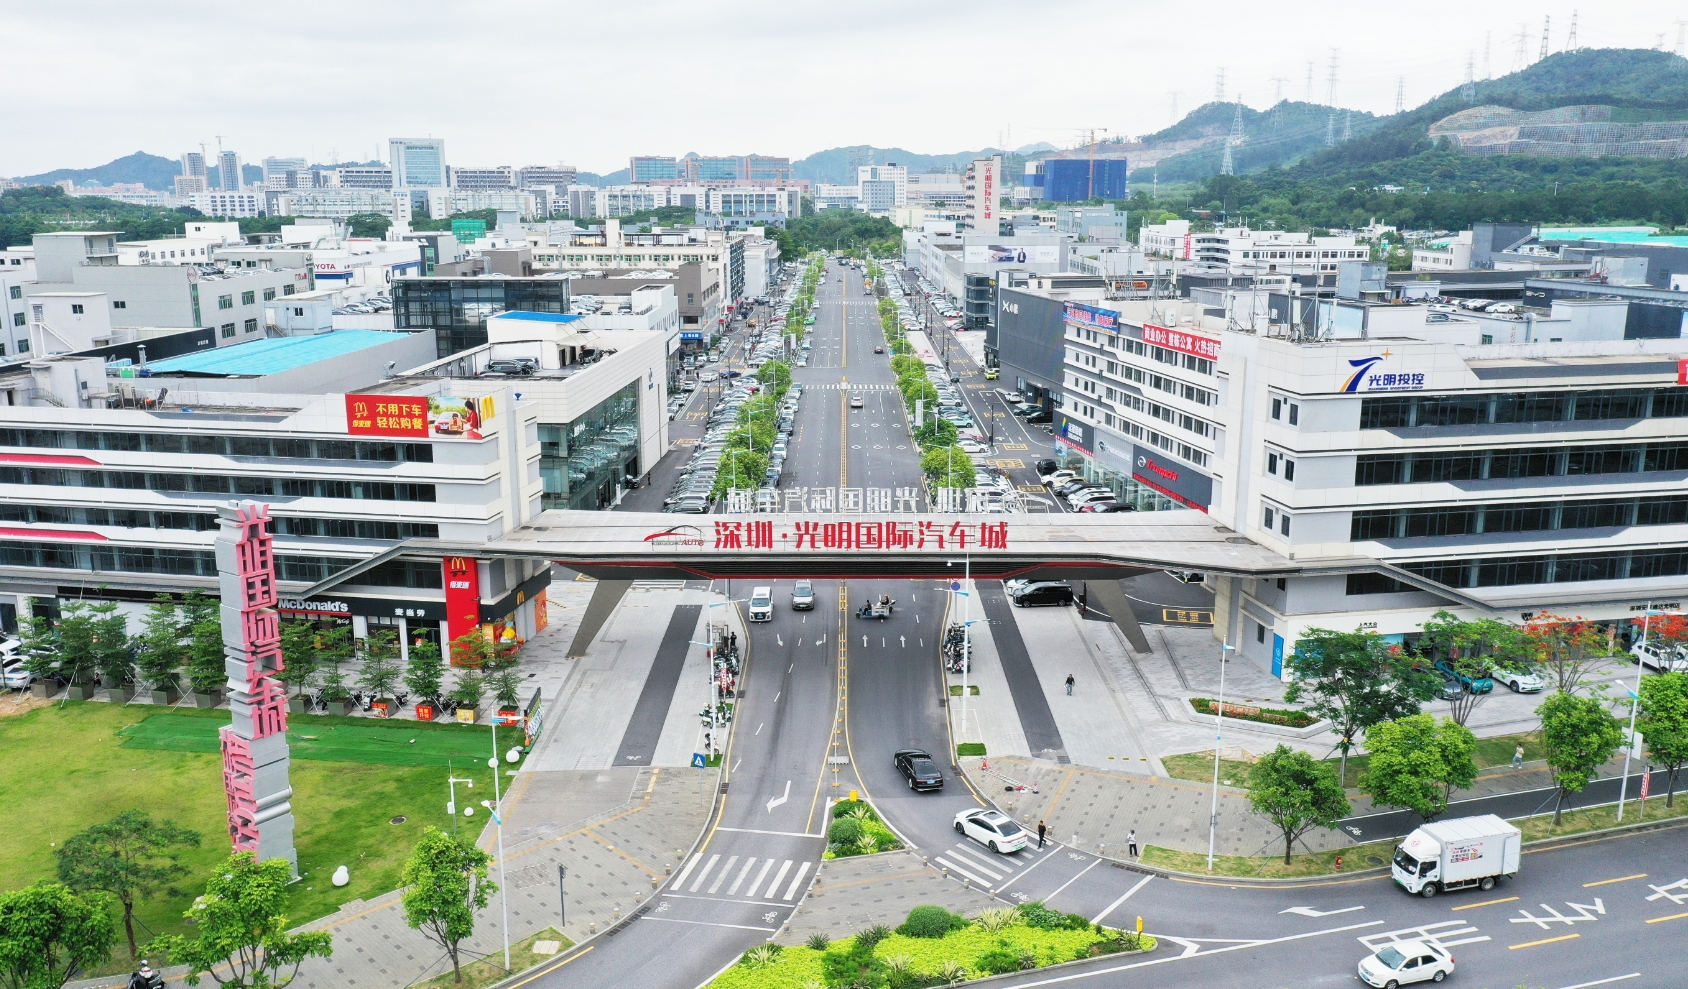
top-left (216, 501), bottom-right (299, 875)
top-left (710, 519), bottom-right (1009, 552)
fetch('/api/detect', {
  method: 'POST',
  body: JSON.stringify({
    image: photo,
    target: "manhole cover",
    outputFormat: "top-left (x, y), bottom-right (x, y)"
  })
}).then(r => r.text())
top-left (389, 816), bottom-right (407, 825)
top-left (1367, 856), bottom-right (1384, 866)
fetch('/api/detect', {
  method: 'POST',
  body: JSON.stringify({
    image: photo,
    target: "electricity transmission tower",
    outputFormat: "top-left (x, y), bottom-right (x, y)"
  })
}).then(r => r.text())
top-left (1484, 31), bottom-right (1492, 78)
top-left (1270, 76), bottom-right (1289, 125)
top-left (1395, 77), bottom-right (1406, 114)
top-left (1567, 11), bottom-right (1579, 51)
top-left (1324, 50), bottom-right (1339, 147)
top-left (1221, 101), bottom-right (1244, 175)
top-left (1462, 51), bottom-right (1476, 101)
top-left (1539, 15), bottom-right (1551, 61)
top-left (1304, 62), bottom-right (1314, 102)
top-left (1342, 110), bottom-right (1352, 142)
top-left (1168, 91), bottom-right (1182, 124)
top-left (1215, 68), bottom-right (1226, 104)
top-left (1513, 23), bottom-right (1530, 72)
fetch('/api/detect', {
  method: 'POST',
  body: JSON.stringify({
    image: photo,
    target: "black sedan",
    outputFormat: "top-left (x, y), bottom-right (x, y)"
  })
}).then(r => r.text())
top-left (894, 749), bottom-right (945, 791)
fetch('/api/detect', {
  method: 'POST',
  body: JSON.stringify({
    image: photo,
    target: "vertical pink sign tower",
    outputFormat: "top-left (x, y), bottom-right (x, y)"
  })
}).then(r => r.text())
top-left (216, 501), bottom-right (298, 875)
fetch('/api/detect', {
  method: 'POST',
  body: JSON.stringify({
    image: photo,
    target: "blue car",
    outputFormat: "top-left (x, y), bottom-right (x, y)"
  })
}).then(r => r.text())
top-left (1434, 659), bottom-right (1493, 694)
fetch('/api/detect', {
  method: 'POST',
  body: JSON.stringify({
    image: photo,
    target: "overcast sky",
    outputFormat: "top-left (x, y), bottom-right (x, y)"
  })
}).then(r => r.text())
top-left (8, 0), bottom-right (1685, 177)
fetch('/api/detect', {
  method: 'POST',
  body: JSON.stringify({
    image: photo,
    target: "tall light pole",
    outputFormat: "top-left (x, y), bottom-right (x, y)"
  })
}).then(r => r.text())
top-left (1207, 641), bottom-right (1234, 871)
top-left (446, 772), bottom-right (474, 836)
top-left (483, 723), bottom-right (511, 971)
top-left (1617, 603), bottom-right (1658, 822)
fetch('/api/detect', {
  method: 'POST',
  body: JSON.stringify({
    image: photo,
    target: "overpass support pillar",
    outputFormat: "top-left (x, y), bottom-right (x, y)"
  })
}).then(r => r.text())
top-left (1086, 579), bottom-right (1152, 654)
top-left (567, 579), bottom-right (634, 657)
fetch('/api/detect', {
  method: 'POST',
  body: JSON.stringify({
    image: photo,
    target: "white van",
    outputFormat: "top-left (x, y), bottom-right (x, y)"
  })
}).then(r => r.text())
top-left (747, 586), bottom-right (774, 622)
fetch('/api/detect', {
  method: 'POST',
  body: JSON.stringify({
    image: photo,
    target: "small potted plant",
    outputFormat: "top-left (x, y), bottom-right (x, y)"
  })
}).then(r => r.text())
top-left (449, 670), bottom-right (485, 724)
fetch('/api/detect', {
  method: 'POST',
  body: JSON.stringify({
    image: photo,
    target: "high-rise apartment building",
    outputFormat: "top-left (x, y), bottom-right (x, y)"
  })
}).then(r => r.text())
top-left (262, 156), bottom-right (310, 191)
top-left (218, 151), bottom-right (243, 191)
top-left (337, 166), bottom-right (394, 190)
top-left (389, 138), bottom-right (447, 188)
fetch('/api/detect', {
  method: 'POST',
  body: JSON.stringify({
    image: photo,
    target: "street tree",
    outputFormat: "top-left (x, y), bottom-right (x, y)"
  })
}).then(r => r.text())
top-left (182, 585), bottom-right (226, 698)
top-left (276, 620), bottom-right (320, 699)
top-left (403, 637), bottom-right (447, 708)
top-left (1637, 671), bottom-right (1688, 808)
top-left (757, 359), bottom-right (791, 396)
top-left (356, 628), bottom-right (404, 702)
top-left (1246, 745), bottom-right (1350, 864)
top-left (1538, 691), bottom-right (1624, 826)
top-left (17, 614), bottom-right (59, 685)
top-left (1633, 612), bottom-right (1688, 673)
top-left (484, 644), bottom-right (524, 711)
top-left (1418, 611), bottom-right (1533, 726)
top-left (1357, 714), bottom-right (1478, 822)
top-left (146, 853), bottom-right (331, 988)
top-left (400, 827), bottom-right (496, 984)
top-left (903, 379), bottom-right (939, 414)
top-left (913, 417), bottom-right (959, 451)
top-left (90, 601), bottom-right (133, 690)
top-left (448, 668), bottom-right (486, 713)
top-left (0, 882), bottom-right (117, 989)
top-left (920, 446), bottom-right (975, 489)
top-left (1522, 614), bottom-right (1613, 694)
top-left (711, 449), bottom-right (768, 499)
top-left (1283, 628), bottom-right (1436, 775)
top-left (55, 810), bottom-right (202, 959)
top-left (134, 595), bottom-right (183, 694)
top-left (53, 601), bottom-right (102, 690)
top-left (316, 622), bottom-right (355, 703)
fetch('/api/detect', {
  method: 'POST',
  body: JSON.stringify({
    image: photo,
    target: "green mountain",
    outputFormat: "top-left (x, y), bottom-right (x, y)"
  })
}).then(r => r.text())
top-left (791, 146), bottom-right (1012, 186)
top-left (1135, 101), bottom-right (1384, 183)
top-left (16, 151), bottom-right (182, 190)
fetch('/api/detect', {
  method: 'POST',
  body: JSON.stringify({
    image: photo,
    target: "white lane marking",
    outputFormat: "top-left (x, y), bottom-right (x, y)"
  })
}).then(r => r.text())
top-left (782, 861), bottom-right (812, 900)
top-left (765, 859), bottom-right (794, 899)
top-left (708, 856), bottom-right (738, 894)
top-left (777, 634), bottom-right (783, 646)
top-left (755, 723), bottom-right (763, 736)
top-left (1280, 905), bottom-right (1365, 917)
top-left (1042, 857), bottom-right (1101, 904)
top-left (671, 854), bottom-right (702, 889)
top-left (1093, 874), bottom-right (1153, 924)
top-left (788, 663), bottom-right (794, 672)
top-left (642, 916), bottom-right (777, 932)
top-left (660, 892), bottom-right (793, 908)
top-left (935, 856), bottom-right (994, 887)
top-left (727, 857), bottom-right (756, 895)
top-left (766, 780), bottom-right (791, 813)
top-left (1555, 976), bottom-right (1642, 989)
top-left (946, 845), bottom-right (1009, 878)
top-left (732, 759), bottom-right (740, 773)
top-left (715, 827), bottom-right (827, 837)
top-left (774, 691), bottom-right (780, 703)
top-left (743, 858), bottom-right (776, 899)
top-left (688, 854), bottom-right (721, 893)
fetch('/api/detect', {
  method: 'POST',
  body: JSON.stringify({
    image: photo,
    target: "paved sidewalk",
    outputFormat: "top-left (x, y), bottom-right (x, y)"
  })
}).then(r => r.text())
top-left (946, 580), bottom-right (1028, 759)
top-left (777, 850), bottom-right (997, 946)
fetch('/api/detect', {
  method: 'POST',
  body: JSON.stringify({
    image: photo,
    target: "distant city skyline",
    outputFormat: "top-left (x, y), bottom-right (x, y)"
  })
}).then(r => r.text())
top-left (7, 0), bottom-right (1688, 176)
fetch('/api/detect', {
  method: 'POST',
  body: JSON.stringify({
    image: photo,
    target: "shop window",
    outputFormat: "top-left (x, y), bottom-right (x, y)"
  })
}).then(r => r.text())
top-left (1256, 622), bottom-right (1266, 644)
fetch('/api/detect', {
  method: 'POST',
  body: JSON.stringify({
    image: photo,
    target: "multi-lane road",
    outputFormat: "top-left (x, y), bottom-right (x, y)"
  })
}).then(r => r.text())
top-left (539, 260), bottom-right (1688, 989)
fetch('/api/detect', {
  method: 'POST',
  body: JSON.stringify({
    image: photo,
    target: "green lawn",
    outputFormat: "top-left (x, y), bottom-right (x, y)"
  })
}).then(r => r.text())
top-left (416, 927), bottom-right (573, 989)
top-left (1163, 731), bottom-right (1551, 789)
top-left (0, 701), bottom-right (511, 973)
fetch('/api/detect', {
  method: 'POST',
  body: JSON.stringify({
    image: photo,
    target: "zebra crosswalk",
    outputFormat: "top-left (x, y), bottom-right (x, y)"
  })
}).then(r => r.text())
top-left (932, 840), bottom-right (1041, 890)
top-left (668, 853), bottom-right (815, 903)
top-left (796, 382), bottom-right (896, 391)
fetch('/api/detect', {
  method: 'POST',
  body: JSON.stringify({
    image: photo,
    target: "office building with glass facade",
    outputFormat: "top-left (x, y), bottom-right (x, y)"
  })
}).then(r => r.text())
top-left (392, 275), bottom-right (572, 357)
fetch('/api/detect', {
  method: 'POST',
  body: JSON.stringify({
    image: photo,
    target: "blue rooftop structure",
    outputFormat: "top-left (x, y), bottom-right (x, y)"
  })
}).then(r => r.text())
top-left (146, 331), bottom-right (414, 376)
top-left (490, 311), bottom-right (585, 324)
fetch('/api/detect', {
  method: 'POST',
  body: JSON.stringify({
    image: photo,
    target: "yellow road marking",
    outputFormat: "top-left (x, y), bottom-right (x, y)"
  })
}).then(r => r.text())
top-left (1451, 895), bottom-right (1518, 911)
top-left (1509, 933), bottom-right (1580, 949)
top-left (1584, 873), bottom-right (1647, 887)
top-left (1645, 911), bottom-right (1688, 924)
top-left (508, 945), bottom-right (594, 988)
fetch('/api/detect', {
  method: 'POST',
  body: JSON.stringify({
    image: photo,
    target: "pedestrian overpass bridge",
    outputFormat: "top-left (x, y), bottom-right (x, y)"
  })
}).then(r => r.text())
top-left (306, 508), bottom-right (1466, 657)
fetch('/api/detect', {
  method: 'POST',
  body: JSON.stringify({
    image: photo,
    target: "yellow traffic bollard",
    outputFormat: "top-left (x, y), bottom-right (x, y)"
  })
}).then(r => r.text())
top-left (849, 789), bottom-right (858, 802)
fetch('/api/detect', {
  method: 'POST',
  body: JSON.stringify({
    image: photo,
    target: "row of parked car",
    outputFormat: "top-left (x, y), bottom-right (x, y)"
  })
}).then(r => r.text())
top-left (664, 382), bottom-right (805, 512)
top-left (1036, 462), bottom-right (1135, 513)
top-left (330, 294), bottom-right (392, 317)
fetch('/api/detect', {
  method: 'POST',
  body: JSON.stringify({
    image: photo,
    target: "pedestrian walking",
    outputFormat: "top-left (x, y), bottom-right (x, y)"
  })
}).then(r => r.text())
top-left (1037, 821), bottom-right (1047, 849)
top-left (1510, 744), bottom-right (1525, 769)
top-left (1065, 674), bottom-right (1075, 695)
top-left (1126, 830), bottom-right (1138, 857)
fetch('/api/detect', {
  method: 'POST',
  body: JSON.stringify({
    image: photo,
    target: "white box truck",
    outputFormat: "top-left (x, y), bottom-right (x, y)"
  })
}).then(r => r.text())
top-left (1391, 814), bottom-right (1521, 898)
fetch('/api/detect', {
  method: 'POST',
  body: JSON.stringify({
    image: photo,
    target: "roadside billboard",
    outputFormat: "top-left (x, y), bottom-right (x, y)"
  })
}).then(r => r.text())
top-left (346, 394), bottom-right (497, 440)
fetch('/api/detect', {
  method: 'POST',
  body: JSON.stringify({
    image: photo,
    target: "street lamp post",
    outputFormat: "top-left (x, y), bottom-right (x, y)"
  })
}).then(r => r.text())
top-left (1617, 602), bottom-right (1656, 822)
top-left (1207, 641), bottom-right (1234, 871)
top-left (483, 723), bottom-right (511, 971)
top-left (445, 773), bottom-right (474, 836)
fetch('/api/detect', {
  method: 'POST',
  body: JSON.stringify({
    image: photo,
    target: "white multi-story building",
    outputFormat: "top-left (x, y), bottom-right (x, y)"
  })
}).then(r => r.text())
top-left (857, 164), bottom-right (907, 212)
top-left (188, 191), bottom-right (264, 218)
top-left (963, 155), bottom-right (1003, 232)
top-left (336, 166), bottom-right (392, 189)
top-left (813, 183), bottom-right (859, 211)
top-left (274, 190), bottom-right (410, 220)
top-left (1042, 282), bottom-right (1688, 676)
top-left (907, 171), bottom-right (966, 209)
top-left (1139, 221), bottom-right (1367, 275)
top-left (426, 189), bottom-right (537, 219)
top-left (1413, 231), bottom-right (1474, 271)
top-left (262, 157), bottom-right (311, 191)
top-left (451, 166), bottom-right (514, 190)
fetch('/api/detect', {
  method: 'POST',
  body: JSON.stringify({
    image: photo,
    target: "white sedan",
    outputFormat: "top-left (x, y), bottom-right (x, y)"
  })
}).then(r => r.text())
top-left (955, 439), bottom-right (989, 455)
top-left (953, 809), bottom-right (1030, 853)
top-left (1358, 939), bottom-right (1454, 987)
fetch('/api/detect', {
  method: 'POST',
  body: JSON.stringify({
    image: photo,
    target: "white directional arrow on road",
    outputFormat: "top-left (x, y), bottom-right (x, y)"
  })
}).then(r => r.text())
top-left (1279, 906), bottom-right (1366, 918)
top-left (777, 634), bottom-right (783, 647)
top-left (766, 780), bottom-right (791, 813)
top-left (862, 634), bottom-right (868, 647)
top-left (900, 635), bottom-right (906, 648)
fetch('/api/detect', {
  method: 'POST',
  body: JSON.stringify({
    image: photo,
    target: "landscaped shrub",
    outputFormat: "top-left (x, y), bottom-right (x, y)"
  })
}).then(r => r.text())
top-left (975, 948), bottom-right (1022, 975)
top-left (828, 816), bottom-right (864, 846)
top-left (821, 939), bottom-right (884, 986)
top-left (856, 924), bottom-right (892, 949)
top-left (898, 904), bottom-right (966, 939)
top-left (832, 799), bottom-right (870, 819)
top-left (806, 932), bottom-right (831, 951)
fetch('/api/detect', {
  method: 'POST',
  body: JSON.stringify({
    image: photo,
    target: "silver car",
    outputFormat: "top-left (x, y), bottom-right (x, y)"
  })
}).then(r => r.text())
top-left (791, 580), bottom-right (815, 610)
